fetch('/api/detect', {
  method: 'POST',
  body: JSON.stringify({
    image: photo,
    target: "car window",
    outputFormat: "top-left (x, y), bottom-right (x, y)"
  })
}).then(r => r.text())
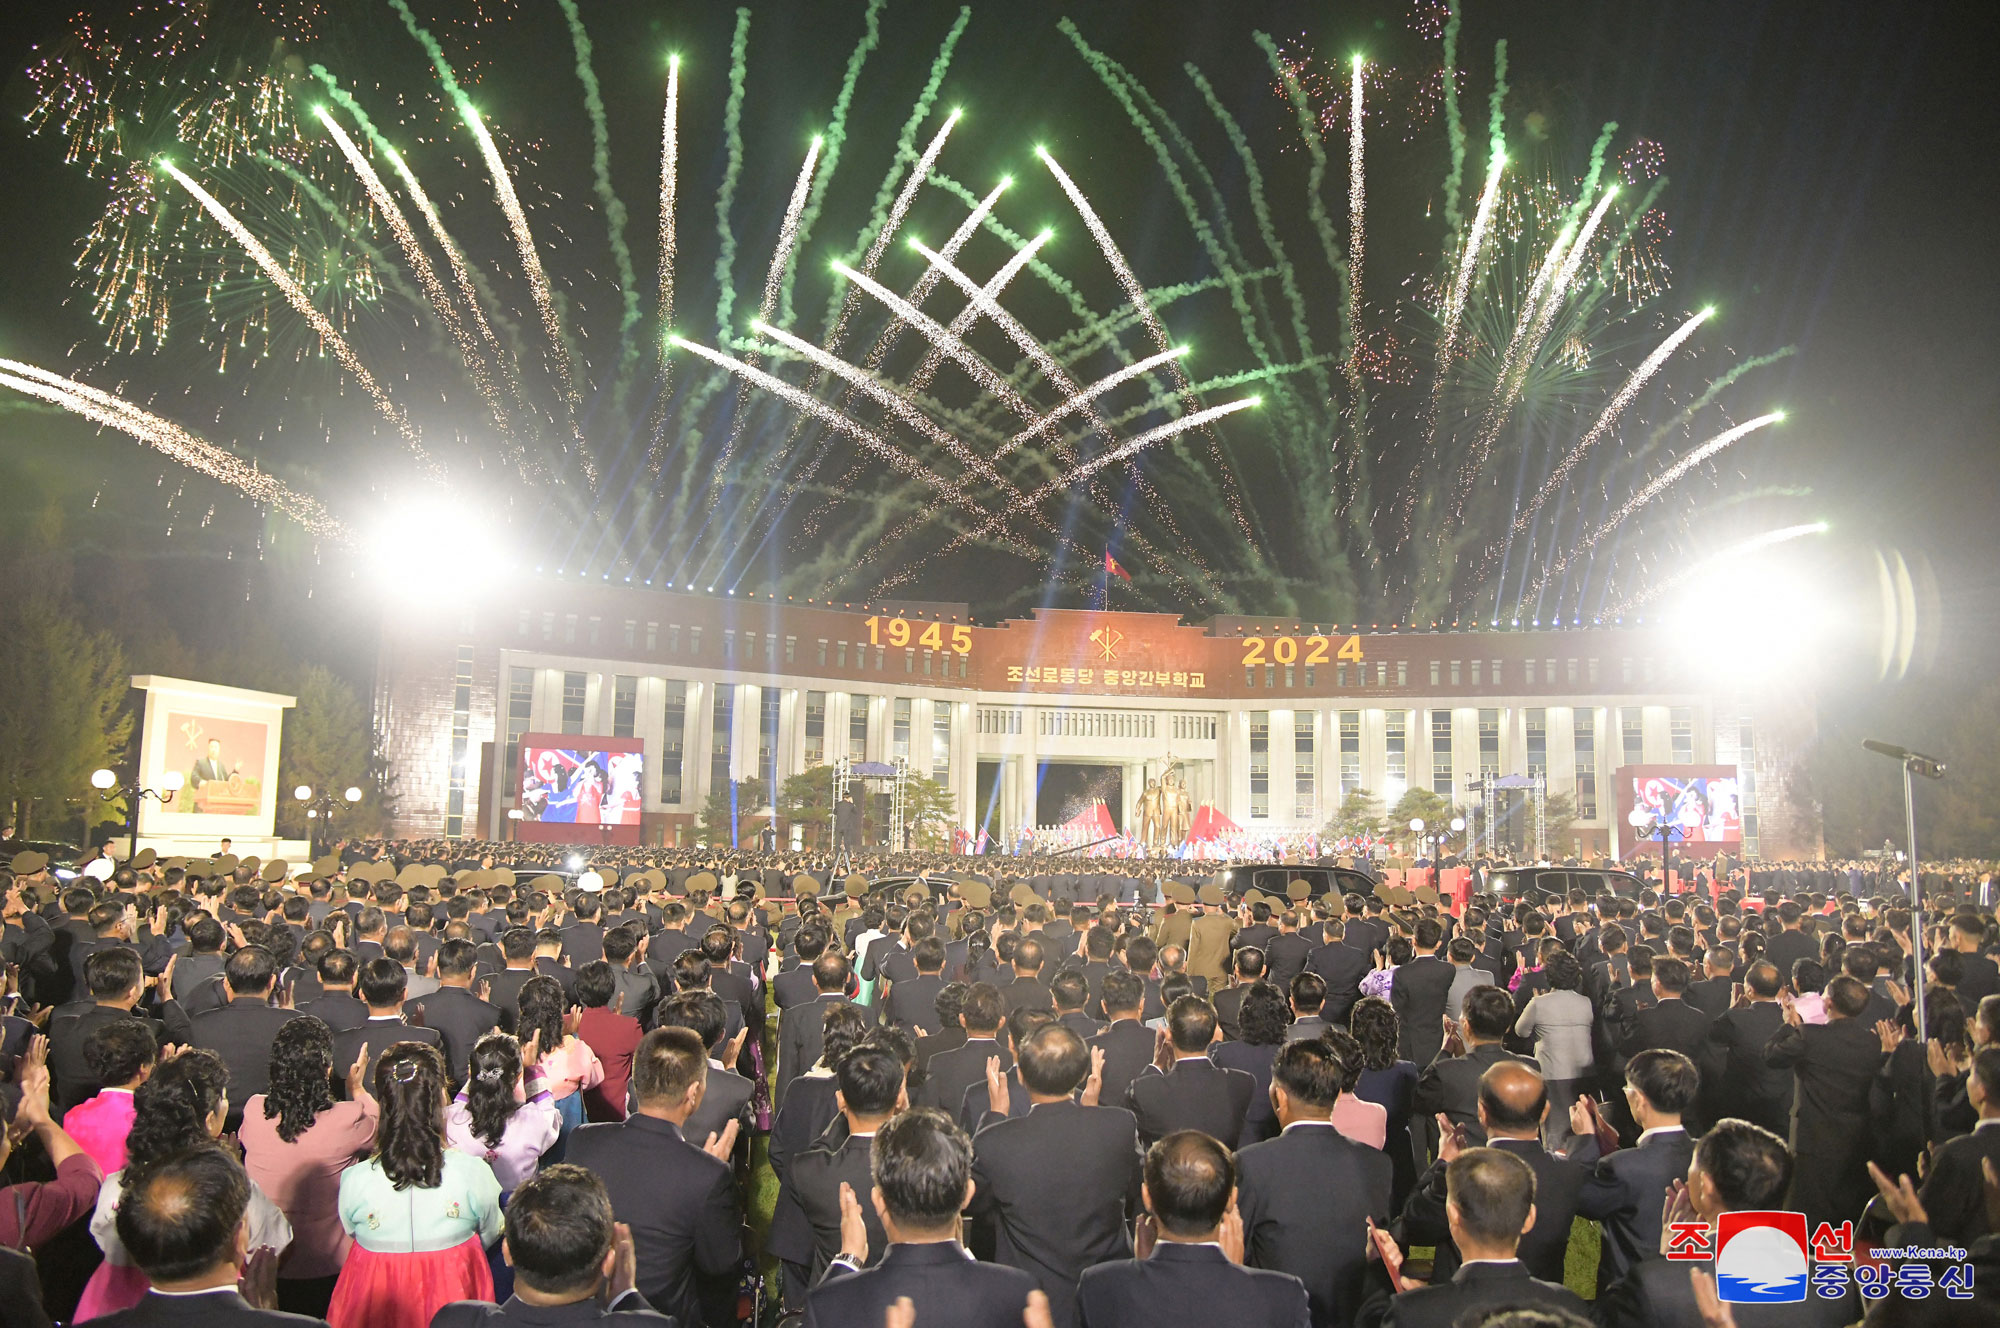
top-left (1570, 871), bottom-right (1609, 896)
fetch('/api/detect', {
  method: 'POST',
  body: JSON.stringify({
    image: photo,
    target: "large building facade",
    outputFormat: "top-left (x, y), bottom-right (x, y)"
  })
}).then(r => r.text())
top-left (374, 579), bottom-right (1822, 860)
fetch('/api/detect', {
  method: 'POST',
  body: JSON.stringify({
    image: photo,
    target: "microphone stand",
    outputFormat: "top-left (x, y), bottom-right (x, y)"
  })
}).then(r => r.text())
top-left (1865, 739), bottom-right (1946, 1040)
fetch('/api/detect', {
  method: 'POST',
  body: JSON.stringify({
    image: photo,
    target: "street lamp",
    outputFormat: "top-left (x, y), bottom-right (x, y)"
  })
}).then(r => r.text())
top-left (296, 784), bottom-right (364, 858)
top-left (507, 807), bottom-right (524, 841)
top-left (1627, 807), bottom-right (1682, 891)
top-left (91, 768), bottom-right (184, 860)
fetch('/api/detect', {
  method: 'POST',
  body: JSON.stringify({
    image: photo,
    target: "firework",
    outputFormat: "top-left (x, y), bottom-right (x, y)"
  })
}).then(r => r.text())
top-left (1603, 522), bottom-right (1829, 618)
top-left (1347, 56), bottom-right (1368, 419)
top-left (904, 229), bottom-right (1050, 398)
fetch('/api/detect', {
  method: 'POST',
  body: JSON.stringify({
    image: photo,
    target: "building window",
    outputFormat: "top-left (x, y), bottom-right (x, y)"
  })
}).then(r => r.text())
top-left (587, 616), bottom-right (600, 647)
top-left (875, 646), bottom-right (885, 670)
top-left (1471, 659), bottom-right (1482, 687)
top-left (836, 641), bottom-right (848, 669)
top-left (1338, 710), bottom-right (1361, 796)
top-left (1622, 708), bottom-right (1645, 767)
top-left (1526, 708), bottom-right (1547, 777)
top-left (1431, 709), bottom-right (1454, 796)
top-left (1336, 664), bottom-right (1348, 688)
top-left (758, 689), bottom-right (781, 799)
top-left (446, 646), bottom-right (473, 838)
top-left (1294, 712), bottom-right (1315, 821)
top-left (1450, 660), bottom-right (1462, 687)
top-left (922, 650), bottom-right (933, 677)
top-left (542, 612), bottom-right (554, 641)
top-left (660, 681), bottom-right (686, 803)
top-left (504, 667), bottom-right (533, 795)
top-left (1671, 706), bottom-right (1694, 764)
top-left (1567, 658), bottom-right (1578, 683)
top-left (689, 626), bottom-right (701, 656)
top-left (1430, 660), bottom-right (1441, 687)
top-left (1396, 661), bottom-right (1408, 686)
top-left (932, 704), bottom-right (952, 787)
top-left (892, 698), bottom-right (912, 761)
top-left (612, 675), bottom-right (638, 738)
top-left (624, 620), bottom-right (637, 647)
top-left (791, 690), bottom-right (821, 769)
top-left (849, 696), bottom-right (870, 762)
top-left (710, 685), bottom-right (734, 800)
top-left (1491, 660), bottom-right (1502, 685)
top-left (561, 671), bottom-right (587, 735)
top-left (904, 650), bottom-right (915, 674)
top-left (563, 614), bottom-right (577, 644)
top-left (1284, 664), bottom-right (1296, 689)
top-left (1265, 664), bottom-right (1276, 689)
top-left (1575, 710), bottom-right (1598, 818)
top-left (724, 630), bottom-right (736, 661)
top-left (1246, 668), bottom-right (1257, 688)
top-left (1305, 665), bottom-right (1316, 687)
top-left (1376, 661), bottom-right (1386, 686)
top-left (1587, 658), bottom-right (1599, 684)
top-left (1621, 657), bottom-right (1633, 684)
top-left (1249, 710), bottom-right (1270, 820)
top-left (1385, 710), bottom-right (1407, 790)
top-left (958, 655), bottom-right (968, 679)
top-left (1478, 708), bottom-right (1500, 779)
top-left (817, 639), bottom-right (828, 667)
top-left (1545, 659), bottom-right (1555, 684)
top-left (517, 609), bottom-right (530, 637)
top-left (1524, 659), bottom-right (1536, 684)
top-left (786, 636), bottom-right (796, 665)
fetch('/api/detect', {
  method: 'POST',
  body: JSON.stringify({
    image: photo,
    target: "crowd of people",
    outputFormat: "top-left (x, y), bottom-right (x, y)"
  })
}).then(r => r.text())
top-left (0, 836), bottom-right (1994, 1328)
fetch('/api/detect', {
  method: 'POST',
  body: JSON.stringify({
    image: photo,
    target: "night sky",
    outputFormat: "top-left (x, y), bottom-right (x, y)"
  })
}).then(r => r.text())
top-left (0, 0), bottom-right (1992, 705)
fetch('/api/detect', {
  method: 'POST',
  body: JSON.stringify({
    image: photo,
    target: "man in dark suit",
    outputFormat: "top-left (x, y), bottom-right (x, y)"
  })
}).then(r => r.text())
top-left (1411, 986), bottom-right (1532, 1146)
top-left (332, 958), bottom-right (445, 1074)
top-left (970, 1023), bottom-right (1144, 1328)
top-left (1568, 1048), bottom-right (1700, 1292)
top-left (1078, 1130), bottom-right (1309, 1328)
top-left (1051, 968), bottom-right (1102, 1042)
top-left (652, 990), bottom-right (754, 1148)
top-left (1126, 996), bottom-right (1255, 1146)
top-left (297, 950), bottom-right (366, 1033)
top-left (805, 1108), bottom-right (1042, 1328)
top-left (1306, 921), bottom-right (1371, 1024)
top-left (1212, 947), bottom-right (1264, 1042)
top-left (1264, 913), bottom-right (1312, 995)
top-left (565, 1028), bottom-right (742, 1328)
top-left (184, 945), bottom-right (297, 1125)
top-left (1763, 901), bottom-right (1817, 981)
top-left (1616, 956), bottom-right (1712, 1064)
top-left (1089, 971), bottom-right (1157, 1114)
top-left (1706, 960), bottom-right (1794, 1137)
top-left (1684, 946), bottom-right (1736, 1017)
top-left (1365, 1147), bottom-right (1589, 1328)
top-left (1916, 1044), bottom-right (2000, 1240)
top-left (913, 981), bottom-right (969, 1080)
top-left (560, 896), bottom-right (608, 967)
top-left (50, 947), bottom-right (190, 1113)
top-left (403, 938), bottom-right (502, 1085)
top-left (482, 928), bottom-right (542, 1027)
top-left (885, 938), bottom-right (947, 1034)
top-left (1284, 973), bottom-right (1331, 1043)
top-left (1390, 919), bottom-right (1454, 1068)
top-left (778, 951), bottom-right (854, 1105)
top-left (1763, 974), bottom-right (1888, 1227)
top-left (1001, 938), bottom-right (1055, 1015)
top-left (918, 982), bottom-right (1011, 1114)
top-left (84, 1148), bottom-right (326, 1327)
top-left (1948, 914), bottom-right (2000, 1007)
top-left (1236, 1038), bottom-right (1394, 1328)
top-left (1596, 1118), bottom-right (1857, 1328)
top-left (1398, 1061), bottom-right (1584, 1286)
top-left (785, 1046), bottom-right (904, 1284)
top-left (776, 925), bottom-right (830, 1011)
top-left (432, 1164), bottom-right (678, 1326)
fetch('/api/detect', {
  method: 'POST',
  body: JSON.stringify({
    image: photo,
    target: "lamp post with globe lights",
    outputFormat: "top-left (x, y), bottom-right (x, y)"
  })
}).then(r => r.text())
top-left (296, 784), bottom-right (363, 859)
top-left (1408, 815), bottom-right (1468, 865)
top-left (91, 767), bottom-right (184, 861)
top-left (1627, 807), bottom-right (1683, 891)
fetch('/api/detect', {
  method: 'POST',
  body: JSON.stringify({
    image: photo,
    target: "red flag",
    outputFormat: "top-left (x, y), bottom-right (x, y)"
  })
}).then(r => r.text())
top-left (1104, 550), bottom-right (1132, 582)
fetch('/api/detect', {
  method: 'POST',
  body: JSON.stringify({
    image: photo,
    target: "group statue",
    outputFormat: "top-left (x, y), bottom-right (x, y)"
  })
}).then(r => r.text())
top-left (1137, 764), bottom-right (1194, 850)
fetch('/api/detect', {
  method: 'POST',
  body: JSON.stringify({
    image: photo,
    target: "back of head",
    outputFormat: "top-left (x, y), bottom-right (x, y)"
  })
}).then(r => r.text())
top-left (1625, 1048), bottom-right (1700, 1115)
top-left (632, 1026), bottom-right (707, 1107)
top-left (84, 1017), bottom-right (158, 1088)
top-left (1477, 1062), bottom-right (1548, 1134)
top-left (127, 1048), bottom-right (230, 1172)
top-left (871, 1107), bottom-right (972, 1231)
top-left (961, 982), bottom-right (1005, 1034)
top-left (505, 1164), bottom-right (616, 1298)
top-left (1100, 969), bottom-right (1143, 1018)
top-left (373, 1042), bottom-right (449, 1190)
top-left (658, 990), bottom-right (727, 1053)
top-left (1145, 1131), bottom-right (1235, 1237)
top-left (813, 950), bottom-right (852, 994)
top-left (86, 946), bottom-right (144, 1000)
top-left (1825, 973), bottom-right (1870, 1019)
top-left (358, 957), bottom-right (409, 1008)
top-left (114, 1148), bottom-right (251, 1284)
top-left (1050, 968), bottom-right (1088, 1012)
top-left (1166, 995), bottom-right (1217, 1053)
top-left (1290, 971), bottom-right (1326, 1013)
top-left (1446, 1147), bottom-right (1537, 1247)
top-left (821, 1003), bottom-right (874, 1067)
top-left (1271, 1037), bottom-right (1343, 1110)
top-left (224, 944), bottom-right (277, 995)
top-left (1652, 956), bottom-right (1690, 994)
top-left (1016, 1023), bottom-right (1089, 1096)
top-left (1694, 1119), bottom-right (1793, 1210)
top-left (1463, 985), bottom-right (1517, 1042)
top-left (835, 1045), bottom-right (904, 1117)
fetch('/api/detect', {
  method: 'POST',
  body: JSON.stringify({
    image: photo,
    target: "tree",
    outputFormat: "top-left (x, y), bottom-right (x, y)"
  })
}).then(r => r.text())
top-left (699, 776), bottom-right (768, 847)
top-left (0, 592), bottom-right (134, 841)
top-left (1388, 786), bottom-right (1453, 848)
top-left (1540, 791), bottom-right (1578, 858)
top-left (778, 765), bottom-right (836, 847)
top-left (1324, 787), bottom-right (1384, 843)
top-left (904, 775), bottom-right (958, 851)
top-left (276, 665), bottom-right (389, 841)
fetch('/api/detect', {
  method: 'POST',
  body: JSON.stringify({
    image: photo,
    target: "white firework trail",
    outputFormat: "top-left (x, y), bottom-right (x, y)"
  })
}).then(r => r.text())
top-left (157, 159), bottom-right (438, 477)
top-left (760, 137), bottom-right (824, 325)
top-left (1010, 345), bottom-right (1190, 445)
top-left (823, 108), bottom-right (960, 355)
top-left (830, 261), bottom-right (1037, 419)
top-left (313, 108), bottom-right (505, 432)
top-left (858, 175), bottom-right (1009, 376)
top-left (658, 55), bottom-right (680, 354)
top-left (1345, 55), bottom-right (1366, 412)
top-left (904, 228), bottom-right (1051, 396)
top-left (1524, 410), bottom-right (1785, 600)
top-left (670, 335), bottom-right (980, 506)
top-left (380, 144), bottom-right (509, 374)
top-left (1602, 521), bottom-right (1828, 617)
top-left (0, 363), bottom-right (349, 541)
top-left (1510, 305), bottom-right (1717, 535)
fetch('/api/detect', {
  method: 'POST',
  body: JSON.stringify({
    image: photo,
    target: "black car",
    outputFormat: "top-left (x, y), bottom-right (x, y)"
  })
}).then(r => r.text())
top-left (1220, 863), bottom-right (1380, 903)
top-left (1487, 865), bottom-right (1645, 904)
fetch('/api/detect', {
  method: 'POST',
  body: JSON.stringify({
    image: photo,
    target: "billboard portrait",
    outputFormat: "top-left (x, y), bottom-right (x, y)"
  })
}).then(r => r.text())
top-left (164, 711), bottom-right (270, 815)
top-left (513, 733), bottom-right (645, 845)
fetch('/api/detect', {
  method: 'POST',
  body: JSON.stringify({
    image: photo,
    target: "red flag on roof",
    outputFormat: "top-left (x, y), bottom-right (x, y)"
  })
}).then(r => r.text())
top-left (1104, 550), bottom-right (1132, 582)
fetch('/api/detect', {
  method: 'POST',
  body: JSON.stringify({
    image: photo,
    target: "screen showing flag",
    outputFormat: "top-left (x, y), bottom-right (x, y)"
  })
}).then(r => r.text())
top-left (518, 743), bottom-right (644, 826)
